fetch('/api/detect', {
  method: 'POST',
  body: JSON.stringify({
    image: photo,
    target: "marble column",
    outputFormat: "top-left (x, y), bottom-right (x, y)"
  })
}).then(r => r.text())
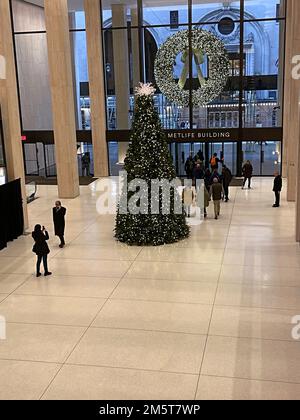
top-left (84, 0), bottom-right (109, 177)
top-left (112, 4), bottom-right (130, 164)
top-left (44, 0), bottom-right (79, 198)
top-left (0, 0), bottom-right (28, 229)
top-left (283, 0), bottom-right (300, 202)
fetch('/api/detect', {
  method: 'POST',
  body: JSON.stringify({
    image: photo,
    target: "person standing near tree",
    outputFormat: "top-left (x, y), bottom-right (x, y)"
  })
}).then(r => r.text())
top-left (210, 178), bottom-right (223, 220)
top-left (53, 201), bottom-right (67, 248)
top-left (32, 225), bottom-right (52, 278)
top-left (242, 160), bottom-right (253, 189)
top-left (222, 165), bottom-right (233, 202)
top-left (185, 153), bottom-right (195, 179)
top-left (273, 171), bottom-right (282, 208)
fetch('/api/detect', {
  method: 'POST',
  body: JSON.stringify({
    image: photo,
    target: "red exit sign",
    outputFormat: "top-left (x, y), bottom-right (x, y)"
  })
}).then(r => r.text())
top-left (21, 135), bottom-right (27, 141)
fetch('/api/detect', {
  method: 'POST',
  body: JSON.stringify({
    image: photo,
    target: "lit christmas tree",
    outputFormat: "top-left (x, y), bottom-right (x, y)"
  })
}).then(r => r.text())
top-left (115, 83), bottom-right (189, 246)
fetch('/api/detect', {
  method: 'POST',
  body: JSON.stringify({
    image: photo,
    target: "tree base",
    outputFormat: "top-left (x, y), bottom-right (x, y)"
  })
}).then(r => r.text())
top-left (115, 214), bottom-right (190, 246)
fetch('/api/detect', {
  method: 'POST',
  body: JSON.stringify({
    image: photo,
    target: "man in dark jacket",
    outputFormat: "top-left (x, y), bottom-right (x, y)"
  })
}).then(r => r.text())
top-left (222, 166), bottom-right (233, 202)
top-left (53, 201), bottom-right (67, 248)
top-left (193, 162), bottom-right (204, 185)
top-left (185, 153), bottom-right (194, 179)
top-left (273, 171), bottom-right (282, 208)
top-left (210, 178), bottom-right (223, 220)
top-left (242, 160), bottom-right (253, 189)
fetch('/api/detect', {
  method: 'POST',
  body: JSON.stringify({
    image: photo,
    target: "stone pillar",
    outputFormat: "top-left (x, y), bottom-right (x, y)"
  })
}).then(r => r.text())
top-left (84, 0), bottom-right (109, 177)
top-left (0, 0), bottom-right (28, 229)
top-left (44, 0), bottom-right (79, 198)
top-left (112, 4), bottom-right (130, 164)
top-left (297, 91), bottom-right (300, 241)
top-left (283, 0), bottom-right (300, 202)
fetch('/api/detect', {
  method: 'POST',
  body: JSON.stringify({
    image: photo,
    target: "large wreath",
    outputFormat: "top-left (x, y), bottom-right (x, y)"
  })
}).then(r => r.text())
top-left (154, 29), bottom-right (230, 107)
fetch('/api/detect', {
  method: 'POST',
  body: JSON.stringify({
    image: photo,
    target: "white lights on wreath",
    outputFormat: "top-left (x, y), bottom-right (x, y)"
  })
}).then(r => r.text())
top-left (154, 29), bottom-right (231, 107)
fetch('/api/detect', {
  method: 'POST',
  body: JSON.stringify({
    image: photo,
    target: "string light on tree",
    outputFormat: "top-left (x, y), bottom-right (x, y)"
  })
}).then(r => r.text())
top-left (115, 83), bottom-right (189, 246)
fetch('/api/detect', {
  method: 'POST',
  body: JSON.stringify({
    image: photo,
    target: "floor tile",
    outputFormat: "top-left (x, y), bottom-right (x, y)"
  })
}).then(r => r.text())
top-left (137, 248), bottom-right (224, 264)
top-left (67, 327), bottom-right (206, 374)
top-left (111, 277), bottom-right (217, 304)
top-left (42, 364), bottom-right (198, 400)
top-left (196, 375), bottom-right (300, 400)
top-left (15, 275), bottom-right (120, 299)
top-left (210, 306), bottom-right (296, 341)
top-left (0, 294), bottom-right (8, 303)
top-left (202, 336), bottom-right (300, 383)
top-left (0, 295), bottom-right (106, 326)
top-left (93, 299), bottom-right (212, 334)
top-left (215, 283), bottom-right (300, 310)
top-left (0, 360), bottom-right (60, 400)
top-left (125, 261), bottom-right (221, 283)
top-left (0, 323), bottom-right (85, 363)
top-left (54, 245), bottom-right (140, 261)
top-left (223, 249), bottom-right (300, 268)
top-left (220, 265), bottom-right (300, 287)
top-left (0, 274), bottom-right (30, 294)
top-left (46, 258), bottom-right (131, 278)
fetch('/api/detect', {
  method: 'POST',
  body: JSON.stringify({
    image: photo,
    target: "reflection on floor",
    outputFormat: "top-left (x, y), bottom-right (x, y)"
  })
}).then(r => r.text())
top-left (0, 178), bottom-right (300, 400)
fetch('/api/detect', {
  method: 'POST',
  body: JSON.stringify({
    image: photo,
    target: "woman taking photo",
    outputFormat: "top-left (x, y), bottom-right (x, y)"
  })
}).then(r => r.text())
top-left (32, 225), bottom-right (52, 277)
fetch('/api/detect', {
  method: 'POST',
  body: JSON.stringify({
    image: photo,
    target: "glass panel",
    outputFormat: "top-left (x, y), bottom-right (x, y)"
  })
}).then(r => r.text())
top-left (12, 0), bottom-right (46, 32)
top-left (77, 143), bottom-right (94, 176)
top-left (223, 142), bottom-right (237, 174)
top-left (144, 25), bottom-right (190, 129)
top-left (108, 142), bottom-right (125, 176)
top-left (242, 141), bottom-right (261, 175)
top-left (45, 144), bottom-right (56, 177)
top-left (143, 0), bottom-right (188, 26)
top-left (102, 0), bottom-right (138, 28)
top-left (192, 1), bottom-right (240, 24)
top-left (104, 27), bottom-right (133, 130)
top-left (68, 0), bottom-right (86, 29)
top-left (24, 144), bottom-right (39, 176)
top-left (15, 33), bottom-right (53, 130)
top-left (243, 19), bottom-right (284, 127)
top-left (69, 31), bottom-right (90, 130)
top-left (191, 22), bottom-right (240, 129)
top-left (261, 141), bottom-right (281, 175)
top-left (244, 0), bottom-right (286, 20)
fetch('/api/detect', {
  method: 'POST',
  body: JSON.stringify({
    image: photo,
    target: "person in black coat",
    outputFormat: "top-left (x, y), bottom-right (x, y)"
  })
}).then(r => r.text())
top-left (184, 153), bottom-right (194, 179)
top-left (273, 172), bottom-right (282, 208)
top-left (53, 201), bottom-right (67, 248)
top-left (222, 166), bottom-right (233, 202)
top-left (32, 225), bottom-right (52, 278)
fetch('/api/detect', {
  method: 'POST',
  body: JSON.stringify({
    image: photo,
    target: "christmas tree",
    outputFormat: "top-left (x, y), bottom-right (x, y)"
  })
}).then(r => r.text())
top-left (115, 83), bottom-right (189, 246)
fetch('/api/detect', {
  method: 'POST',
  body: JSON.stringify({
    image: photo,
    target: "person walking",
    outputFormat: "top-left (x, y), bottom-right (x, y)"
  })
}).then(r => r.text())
top-left (210, 178), bottom-right (223, 220)
top-left (204, 168), bottom-right (212, 191)
top-left (32, 225), bottom-right (52, 278)
top-left (242, 160), bottom-right (253, 189)
top-left (273, 171), bottom-right (282, 208)
top-left (184, 153), bottom-right (194, 179)
top-left (193, 162), bottom-right (204, 187)
top-left (222, 165), bottom-right (233, 202)
top-left (81, 152), bottom-right (91, 176)
top-left (182, 186), bottom-right (194, 217)
top-left (53, 201), bottom-right (67, 248)
top-left (210, 153), bottom-right (219, 171)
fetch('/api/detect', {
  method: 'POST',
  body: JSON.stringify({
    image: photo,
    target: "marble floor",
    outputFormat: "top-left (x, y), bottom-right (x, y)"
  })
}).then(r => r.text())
top-left (0, 178), bottom-right (300, 400)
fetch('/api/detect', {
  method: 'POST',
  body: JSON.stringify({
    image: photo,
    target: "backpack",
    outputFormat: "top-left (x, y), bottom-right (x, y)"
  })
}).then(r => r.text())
top-left (210, 156), bottom-right (217, 167)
